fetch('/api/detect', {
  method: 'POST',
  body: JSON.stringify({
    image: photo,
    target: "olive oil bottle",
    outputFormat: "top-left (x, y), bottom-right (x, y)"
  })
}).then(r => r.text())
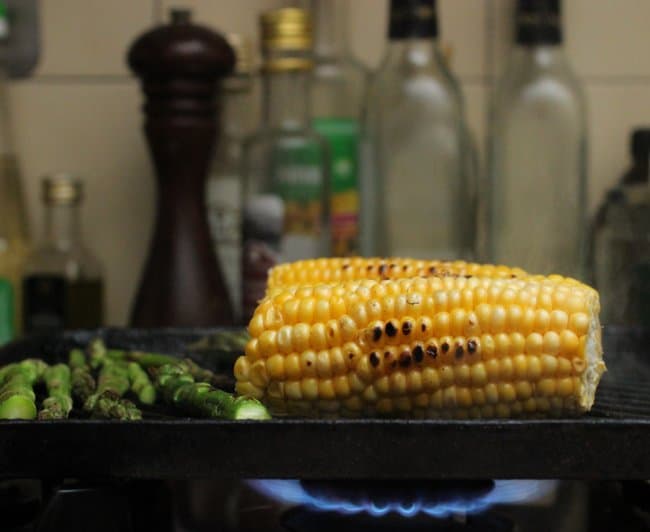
top-left (22, 175), bottom-right (104, 333)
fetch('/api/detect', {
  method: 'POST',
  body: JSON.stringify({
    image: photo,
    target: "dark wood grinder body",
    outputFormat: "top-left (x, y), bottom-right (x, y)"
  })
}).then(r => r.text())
top-left (128, 10), bottom-right (234, 326)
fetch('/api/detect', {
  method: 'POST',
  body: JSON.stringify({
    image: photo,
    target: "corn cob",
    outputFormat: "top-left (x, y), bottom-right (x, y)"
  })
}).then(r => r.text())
top-left (266, 258), bottom-right (530, 292)
top-left (234, 268), bottom-right (605, 418)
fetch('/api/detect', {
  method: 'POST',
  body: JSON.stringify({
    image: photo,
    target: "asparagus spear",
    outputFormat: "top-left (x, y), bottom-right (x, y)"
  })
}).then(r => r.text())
top-left (38, 364), bottom-right (73, 420)
top-left (0, 359), bottom-right (47, 420)
top-left (127, 362), bottom-right (155, 405)
top-left (126, 351), bottom-right (223, 385)
top-left (154, 363), bottom-right (270, 420)
top-left (84, 359), bottom-right (141, 420)
top-left (91, 391), bottom-right (142, 420)
top-left (68, 348), bottom-right (96, 403)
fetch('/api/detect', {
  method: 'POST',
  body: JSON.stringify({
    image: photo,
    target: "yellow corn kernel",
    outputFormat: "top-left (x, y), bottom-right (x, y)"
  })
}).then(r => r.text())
top-left (266, 354), bottom-right (286, 380)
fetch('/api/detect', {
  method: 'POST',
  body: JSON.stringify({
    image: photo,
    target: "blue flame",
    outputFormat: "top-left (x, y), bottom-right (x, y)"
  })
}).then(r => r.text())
top-left (248, 479), bottom-right (557, 518)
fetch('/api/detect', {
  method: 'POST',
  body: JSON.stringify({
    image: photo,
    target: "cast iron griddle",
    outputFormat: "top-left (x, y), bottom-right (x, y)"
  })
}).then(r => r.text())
top-left (0, 327), bottom-right (648, 480)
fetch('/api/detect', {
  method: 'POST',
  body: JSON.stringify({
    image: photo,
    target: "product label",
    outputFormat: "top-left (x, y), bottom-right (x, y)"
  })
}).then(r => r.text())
top-left (0, 278), bottom-right (14, 345)
top-left (313, 117), bottom-right (360, 256)
top-left (207, 176), bottom-right (242, 317)
top-left (23, 275), bottom-right (66, 334)
top-left (242, 141), bottom-right (326, 320)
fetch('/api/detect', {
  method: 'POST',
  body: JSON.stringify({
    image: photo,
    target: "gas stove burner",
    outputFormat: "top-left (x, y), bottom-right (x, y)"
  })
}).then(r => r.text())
top-left (282, 506), bottom-right (515, 532)
top-left (300, 480), bottom-right (495, 513)
top-left (248, 479), bottom-right (557, 518)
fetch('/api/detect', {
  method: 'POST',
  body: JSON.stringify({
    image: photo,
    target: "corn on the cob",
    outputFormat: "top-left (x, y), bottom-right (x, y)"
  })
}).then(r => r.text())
top-left (235, 261), bottom-right (605, 419)
top-left (267, 258), bottom-right (530, 291)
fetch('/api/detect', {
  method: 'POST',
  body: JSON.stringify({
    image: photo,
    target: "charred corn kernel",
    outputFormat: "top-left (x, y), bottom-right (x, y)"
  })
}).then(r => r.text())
top-left (300, 350), bottom-right (317, 377)
top-left (241, 260), bottom-right (605, 418)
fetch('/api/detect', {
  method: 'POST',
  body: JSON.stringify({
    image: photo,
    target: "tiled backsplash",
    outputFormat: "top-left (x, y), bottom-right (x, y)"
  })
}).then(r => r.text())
top-left (9, 0), bottom-right (650, 325)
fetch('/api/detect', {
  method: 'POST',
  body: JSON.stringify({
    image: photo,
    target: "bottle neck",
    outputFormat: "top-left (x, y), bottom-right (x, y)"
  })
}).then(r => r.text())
top-left (221, 76), bottom-right (253, 139)
top-left (312, 0), bottom-right (349, 58)
top-left (263, 69), bottom-right (311, 129)
top-left (508, 44), bottom-right (569, 72)
top-left (43, 203), bottom-right (82, 250)
top-left (384, 38), bottom-right (444, 71)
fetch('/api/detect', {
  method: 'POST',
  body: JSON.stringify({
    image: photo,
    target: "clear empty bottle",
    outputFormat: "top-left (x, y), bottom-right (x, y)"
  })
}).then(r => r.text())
top-left (363, 0), bottom-right (476, 260)
top-left (310, 0), bottom-right (368, 256)
top-left (487, 0), bottom-right (587, 277)
top-left (206, 34), bottom-right (256, 321)
top-left (22, 175), bottom-right (104, 333)
top-left (241, 8), bottom-right (330, 321)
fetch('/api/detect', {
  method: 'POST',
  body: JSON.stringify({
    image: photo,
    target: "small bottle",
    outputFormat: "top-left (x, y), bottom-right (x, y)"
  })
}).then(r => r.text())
top-left (22, 175), bottom-right (104, 333)
top-left (0, 0), bottom-right (29, 339)
top-left (592, 129), bottom-right (650, 325)
top-left (363, 0), bottom-right (477, 259)
top-left (241, 8), bottom-right (330, 321)
top-left (487, 0), bottom-right (587, 277)
top-left (206, 34), bottom-right (256, 322)
top-left (310, 0), bottom-right (368, 256)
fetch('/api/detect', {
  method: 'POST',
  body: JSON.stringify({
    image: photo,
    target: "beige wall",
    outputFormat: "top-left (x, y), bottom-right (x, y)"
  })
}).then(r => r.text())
top-left (10, 0), bottom-right (650, 325)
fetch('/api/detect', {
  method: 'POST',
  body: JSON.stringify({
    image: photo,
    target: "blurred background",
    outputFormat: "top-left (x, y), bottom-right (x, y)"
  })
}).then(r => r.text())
top-left (0, 0), bottom-right (648, 336)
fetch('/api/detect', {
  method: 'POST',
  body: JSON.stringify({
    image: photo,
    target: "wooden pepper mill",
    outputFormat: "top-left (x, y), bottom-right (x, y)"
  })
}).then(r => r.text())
top-left (128, 9), bottom-right (234, 327)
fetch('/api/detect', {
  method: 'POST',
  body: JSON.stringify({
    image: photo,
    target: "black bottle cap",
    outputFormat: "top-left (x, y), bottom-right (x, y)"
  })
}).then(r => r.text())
top-left (389, 0), bottom-right (437, 40)
top-left (515, 0), bottom-right (562, 45)
top-left (631, 128), bottom-right (650, 163)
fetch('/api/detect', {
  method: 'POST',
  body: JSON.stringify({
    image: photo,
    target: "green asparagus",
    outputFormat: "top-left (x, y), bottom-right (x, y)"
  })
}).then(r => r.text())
top-left (83, 357), bottom-right (142, 420)
top-left (68, 348), bottom-right (96, 403)
top-left (127, 362), bottom-right (155, 405)
top-left (91, 391), bottom-right (142, 420)
top-left (126, 351), bottom-right (223, 385)
top-left (38, 363), bottom-right (73, 420)
top-left (155, 363), bottom-right (270, 420)
top-left (0, 359), bottom-right (47, 420)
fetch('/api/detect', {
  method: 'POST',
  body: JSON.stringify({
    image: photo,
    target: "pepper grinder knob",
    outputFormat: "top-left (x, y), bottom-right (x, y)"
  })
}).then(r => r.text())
top-left (127, 10), bottom-right (235, 326)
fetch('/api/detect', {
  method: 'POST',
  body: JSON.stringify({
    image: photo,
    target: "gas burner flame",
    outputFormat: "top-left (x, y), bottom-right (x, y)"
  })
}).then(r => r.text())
top-left (248, 479), bottom-right (557, 518)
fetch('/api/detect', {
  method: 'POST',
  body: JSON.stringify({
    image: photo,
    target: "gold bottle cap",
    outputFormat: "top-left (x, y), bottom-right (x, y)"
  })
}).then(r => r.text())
top-left (260, 7), bottom-right (313, 72)
top-left (225, 33), bottom-right (254, 76)
top-left (42, 173), bottom-right (83, 205)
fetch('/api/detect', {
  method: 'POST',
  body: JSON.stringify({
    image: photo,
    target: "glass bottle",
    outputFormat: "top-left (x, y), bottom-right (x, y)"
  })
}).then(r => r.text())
top-left (487, 0), bottom-right (587, 278)
top-left (206, 34), bottom-right (256, 322)
top-left (310, 0), bottom-right (368, 256)
top-left (0, 1), bottom-right (29, 341)
top-left (22, 175), bottom-right (104, 333)
top-left (363, 0), bottom-right (476, 260)
top-left (241, 7), bottom-right (330, 321)
top-left (592, 129), bottom-right (650, 325)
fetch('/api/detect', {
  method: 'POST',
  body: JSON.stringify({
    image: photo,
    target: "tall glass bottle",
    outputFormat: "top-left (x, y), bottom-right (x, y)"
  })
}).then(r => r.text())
top-left (241, 8), bottom-right (330, 321)
top-left (22, 175), bottom-right (104, 334)
top-left (363, 0), bottom-right (476, 260)
top-left (487, 0), bottom-right (587, 277)
top-left (0, 1), bottom-right (29, 341)
top-left (206, 34), bottom-right (255, 322)
top-left (310, 0), bottom-right (367, 256)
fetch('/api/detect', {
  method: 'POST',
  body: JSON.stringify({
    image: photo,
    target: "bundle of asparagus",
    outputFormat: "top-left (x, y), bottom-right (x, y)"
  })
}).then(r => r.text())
top-left (0, 331), bottom-right (270, 421)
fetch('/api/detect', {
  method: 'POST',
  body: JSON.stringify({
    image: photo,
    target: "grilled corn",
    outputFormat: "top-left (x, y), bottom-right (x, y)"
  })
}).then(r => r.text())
top-left (235, 258), bottom-right (605, 418)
